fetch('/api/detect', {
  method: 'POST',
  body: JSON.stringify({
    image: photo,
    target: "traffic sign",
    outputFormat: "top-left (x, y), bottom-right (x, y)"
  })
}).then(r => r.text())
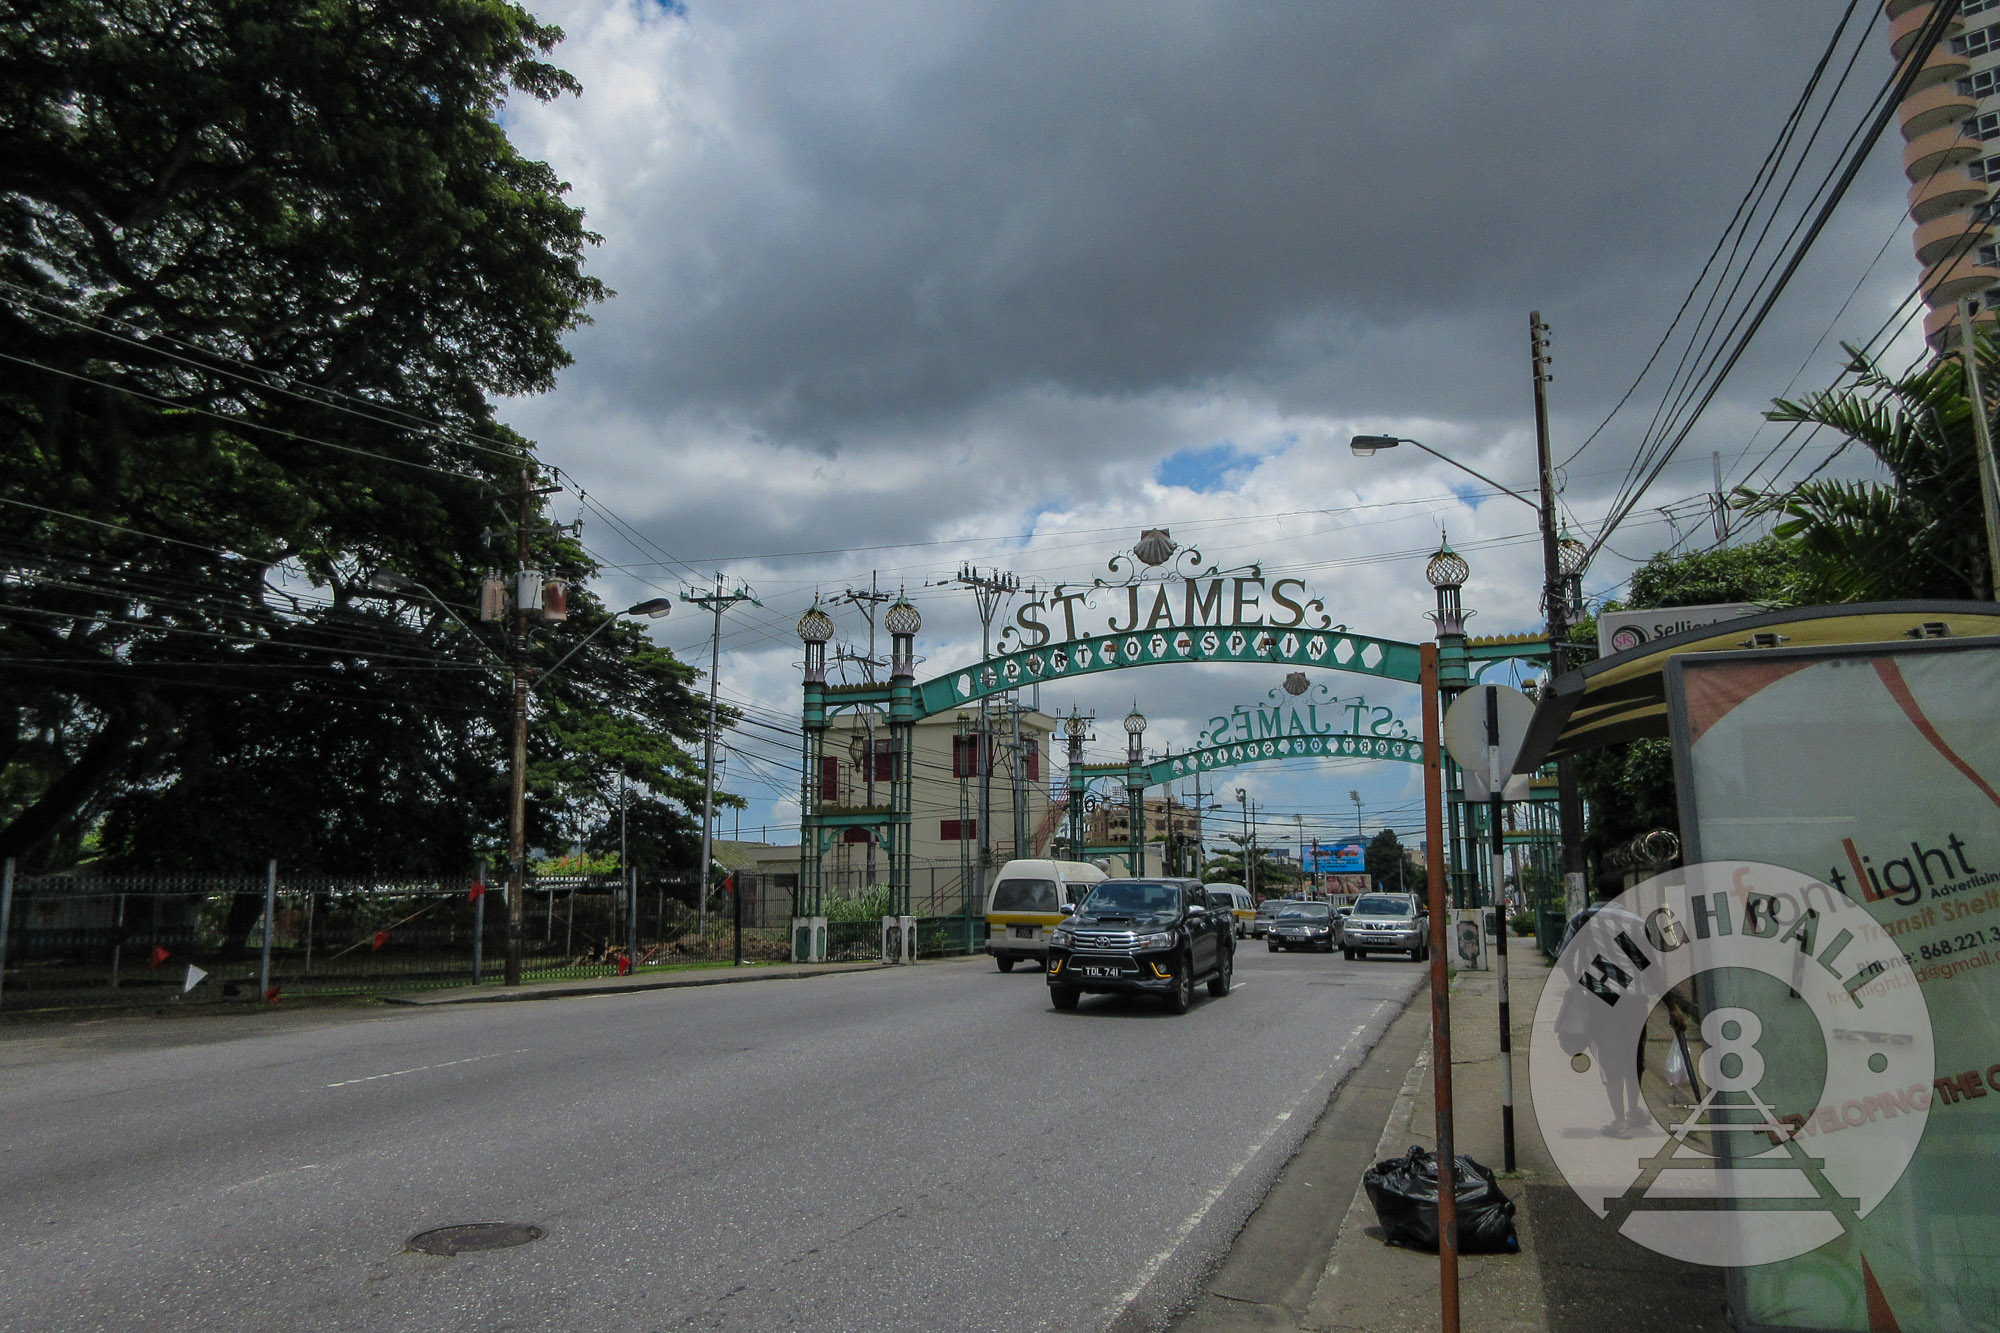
top-left (1442, 684), bottom-right (1535, 788)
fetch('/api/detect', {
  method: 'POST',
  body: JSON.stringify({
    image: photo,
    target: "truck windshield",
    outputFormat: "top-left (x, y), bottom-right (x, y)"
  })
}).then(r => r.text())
top-left (1085, 882), bottom-right (1181, 915)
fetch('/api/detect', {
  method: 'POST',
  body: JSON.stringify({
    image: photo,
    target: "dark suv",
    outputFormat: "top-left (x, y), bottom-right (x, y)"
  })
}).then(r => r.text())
top-left (1045, 878), bottom-right (1234, 1013)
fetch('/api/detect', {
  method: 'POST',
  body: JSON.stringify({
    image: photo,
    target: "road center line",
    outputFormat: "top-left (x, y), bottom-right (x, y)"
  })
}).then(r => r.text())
top-left (325, 1048), bottom-right (528, 1089)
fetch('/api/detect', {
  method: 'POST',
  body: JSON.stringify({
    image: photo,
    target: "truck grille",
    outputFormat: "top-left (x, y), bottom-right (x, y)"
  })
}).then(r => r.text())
top-left (1066, 930), bottom-right (1138, 949)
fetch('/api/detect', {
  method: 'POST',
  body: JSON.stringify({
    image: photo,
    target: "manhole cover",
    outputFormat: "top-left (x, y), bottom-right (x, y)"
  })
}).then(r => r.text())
top-left (406, 1223), bottom-right (544, 1256)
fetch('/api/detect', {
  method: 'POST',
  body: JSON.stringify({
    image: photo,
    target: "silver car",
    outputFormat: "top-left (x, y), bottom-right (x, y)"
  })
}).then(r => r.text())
top-left (1340, 893), bottom-right (1429, 961)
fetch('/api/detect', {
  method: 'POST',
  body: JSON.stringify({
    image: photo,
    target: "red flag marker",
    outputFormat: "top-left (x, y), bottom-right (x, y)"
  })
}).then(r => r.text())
top-left (263, 984), bottom-right (282, 1003)
top-left (371, 929), bottom-right (391, 951)
top-left (148, 945), bottom-right (171, 968)
top-left (617, 954), bottom-right (632, 976)
top-left (469, 878), bottom-right (485, 902)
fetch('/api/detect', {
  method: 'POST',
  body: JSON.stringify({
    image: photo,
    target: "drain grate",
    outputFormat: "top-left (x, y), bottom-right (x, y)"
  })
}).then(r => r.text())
top-left (406, 1222), bottom-right (544, 1256)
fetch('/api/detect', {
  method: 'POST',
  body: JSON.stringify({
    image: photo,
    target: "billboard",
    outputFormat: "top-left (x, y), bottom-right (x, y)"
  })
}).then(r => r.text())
top-left (1302, 839), bottom-right (1366, 874)
top-left (1668, 637), bottom-right (2000, 1333)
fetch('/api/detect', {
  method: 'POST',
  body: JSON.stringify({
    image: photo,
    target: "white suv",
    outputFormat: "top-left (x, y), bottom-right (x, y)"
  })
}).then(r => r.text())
top-left (1340, 893), bottom-right (1429, 961)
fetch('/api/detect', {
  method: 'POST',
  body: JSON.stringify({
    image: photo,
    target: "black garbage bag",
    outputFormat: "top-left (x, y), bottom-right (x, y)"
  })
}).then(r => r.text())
top-left (1362, 1145), bottom-right (1518, 1253)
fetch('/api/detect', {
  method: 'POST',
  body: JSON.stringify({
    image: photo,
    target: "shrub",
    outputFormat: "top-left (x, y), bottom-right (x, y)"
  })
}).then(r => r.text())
top-left (1510, 909), bottom-right (1535, 937)
top-left (824, 886), bottom-right (895, 923)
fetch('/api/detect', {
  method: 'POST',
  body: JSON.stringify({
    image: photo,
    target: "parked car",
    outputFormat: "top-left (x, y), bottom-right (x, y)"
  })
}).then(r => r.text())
top-left (1046, 878), bottom-right (1235, 1013)
top-left (1267, 901), bottom-right (1336, 952)
top-left (1342, 892), bottom-right (1429, 961)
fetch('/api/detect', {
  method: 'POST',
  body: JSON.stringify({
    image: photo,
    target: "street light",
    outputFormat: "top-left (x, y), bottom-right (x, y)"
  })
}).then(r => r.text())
top-left (1234, 786), bottom-right (1254, 900)
top-left (1123, 706), bottom-right (1146, 874)
top-left (1350, 350), bottom-right (1588, 916)
top-left (1348, 436), bottom-right (1541, 509)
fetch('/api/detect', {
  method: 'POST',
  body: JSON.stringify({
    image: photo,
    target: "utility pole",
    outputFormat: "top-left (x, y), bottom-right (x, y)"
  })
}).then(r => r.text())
top-left (1191, 771), bottom-right (1207, 878)
top-left (1010, 698), bottom-right (1029, 859)
top-left (955, 566), bottom-right (1017, 897)
top-left (836, 574), bottom-right (894, 885)
top-left (1531, 313), bottom-right (1588, 920)
top-left (1294, 812), bottom-right (1305, 894)
top-left (683, 573), bottom-right (759, 938)
top-left (505, 466), bottom-right (561, 986)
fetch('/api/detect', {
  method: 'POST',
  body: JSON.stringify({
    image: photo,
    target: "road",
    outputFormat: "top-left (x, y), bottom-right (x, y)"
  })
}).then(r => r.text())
top-left (0, 946), bottom-right (1422, 1333)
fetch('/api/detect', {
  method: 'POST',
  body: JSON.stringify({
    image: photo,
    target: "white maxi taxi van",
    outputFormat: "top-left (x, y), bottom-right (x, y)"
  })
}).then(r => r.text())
top-left (984, 859), bottom-right (1109, 971)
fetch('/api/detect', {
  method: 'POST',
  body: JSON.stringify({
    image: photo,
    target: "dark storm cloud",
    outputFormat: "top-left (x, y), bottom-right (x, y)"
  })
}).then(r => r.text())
top-left (526, 0), bottom-right (1903, 455)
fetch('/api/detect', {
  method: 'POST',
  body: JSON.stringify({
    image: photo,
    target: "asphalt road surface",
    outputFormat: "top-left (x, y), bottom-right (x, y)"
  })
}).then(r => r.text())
top-left (0, 946), bottom-right (1421, 1333)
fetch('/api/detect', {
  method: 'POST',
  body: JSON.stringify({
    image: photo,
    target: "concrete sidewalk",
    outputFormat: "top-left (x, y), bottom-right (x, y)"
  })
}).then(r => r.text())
top-left (382, 951), bottom-right (983, 1006)
top-left (1175, 947), bottom-right (1731, 1333)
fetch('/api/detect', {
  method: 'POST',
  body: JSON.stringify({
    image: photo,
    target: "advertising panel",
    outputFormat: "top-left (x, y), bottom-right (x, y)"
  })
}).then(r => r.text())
top-left (1668, 638), bottom-right (2000, 1333)
top-left (1303, 839), bottom-right (1366, 874)
top-left (1597, 601), bottom-right (1760, 656)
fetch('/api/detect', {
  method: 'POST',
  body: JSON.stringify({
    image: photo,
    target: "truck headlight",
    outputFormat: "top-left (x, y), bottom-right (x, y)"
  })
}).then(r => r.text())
top-left (1135, 930), bottom-right (1176, 950)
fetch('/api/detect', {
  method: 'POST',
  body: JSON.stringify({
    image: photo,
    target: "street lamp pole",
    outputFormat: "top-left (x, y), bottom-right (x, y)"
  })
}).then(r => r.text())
top-left (1350, 313), bottom-right (1591, 922)
top-left (1235, 787), bottom-right (1251, 899)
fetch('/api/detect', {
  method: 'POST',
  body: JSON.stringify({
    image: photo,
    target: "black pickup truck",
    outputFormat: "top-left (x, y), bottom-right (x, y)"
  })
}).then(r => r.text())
top-left (1045, 878), bottom-right (1234, 1013)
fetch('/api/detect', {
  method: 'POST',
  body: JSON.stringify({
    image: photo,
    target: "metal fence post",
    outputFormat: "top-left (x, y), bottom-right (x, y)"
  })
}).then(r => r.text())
top-left (627, 866), bottom-right (639, 963)
top-left (111, 893), bottom-right (126, 989)
top-left (0, 857), bottom-right (14, 1011)
top-left (473, 861), bottom-right (486, 984)
top-left (259, 859), bottom-right (276, 1000)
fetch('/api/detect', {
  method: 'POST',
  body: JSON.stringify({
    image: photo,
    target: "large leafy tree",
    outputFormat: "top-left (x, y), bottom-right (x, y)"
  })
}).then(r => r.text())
top-left (1202, 834), bottom-right (1301, 892)
top-left (1363, 828), bottom-right (1421, 893)
top-left (0, 0), bottom-right (710, 874)
top-left (1567, 537), bottom-right (1807, 862)
top-left (1745, 340), bottom-right (1995, 601)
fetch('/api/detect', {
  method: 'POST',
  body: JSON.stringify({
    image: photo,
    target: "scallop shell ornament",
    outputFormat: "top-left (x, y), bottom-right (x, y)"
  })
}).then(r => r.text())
top-left (1132, 529), bottom-right (1177, 567)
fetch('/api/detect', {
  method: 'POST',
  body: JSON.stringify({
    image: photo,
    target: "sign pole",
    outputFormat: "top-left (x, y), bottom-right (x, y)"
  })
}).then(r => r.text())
top-left (1486, 684), bottom-right (1516, 1172)
top-left (1421, 644), bottom-right (1460, 1332)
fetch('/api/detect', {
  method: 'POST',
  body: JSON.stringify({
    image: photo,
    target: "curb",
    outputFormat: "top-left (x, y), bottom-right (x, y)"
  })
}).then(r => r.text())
top-left (380, 950), bottom-right (987, 1007)
top-left (1156, 974), bottom-right (1432, 1333)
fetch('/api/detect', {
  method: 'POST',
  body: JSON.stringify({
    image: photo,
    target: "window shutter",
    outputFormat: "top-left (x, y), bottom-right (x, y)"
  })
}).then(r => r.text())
top-left (820, 756), bottom-right (839, 801)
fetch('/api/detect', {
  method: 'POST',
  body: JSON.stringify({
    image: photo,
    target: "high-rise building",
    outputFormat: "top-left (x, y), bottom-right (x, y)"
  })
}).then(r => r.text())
top-left (1891, 0), bottom-right (2000, 346)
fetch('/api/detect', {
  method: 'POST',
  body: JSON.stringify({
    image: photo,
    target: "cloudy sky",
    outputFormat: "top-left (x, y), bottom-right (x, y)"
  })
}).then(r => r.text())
top-left (498, 0), bottom-right (1925, 855)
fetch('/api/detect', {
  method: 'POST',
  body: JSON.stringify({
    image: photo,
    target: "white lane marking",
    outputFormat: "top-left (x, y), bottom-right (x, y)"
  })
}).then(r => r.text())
top-left (1103, 1020), bottom-right (1373, 1326)
top-left (224, 1164), bottom-right (319, 1193)
top-left (325, 1048), bottom-right (528, 1089)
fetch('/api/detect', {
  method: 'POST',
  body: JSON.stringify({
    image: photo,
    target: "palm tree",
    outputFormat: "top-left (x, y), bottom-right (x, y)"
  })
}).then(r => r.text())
top-left (1742, 339), bottom-right (1994, 601)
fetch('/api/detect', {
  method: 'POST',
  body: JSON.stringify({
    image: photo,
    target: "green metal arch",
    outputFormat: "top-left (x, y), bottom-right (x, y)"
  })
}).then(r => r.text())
top-left (913, 624), bottom-right (1422, 718)
top-left (1072, 731), bottom-right (1422, 792)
